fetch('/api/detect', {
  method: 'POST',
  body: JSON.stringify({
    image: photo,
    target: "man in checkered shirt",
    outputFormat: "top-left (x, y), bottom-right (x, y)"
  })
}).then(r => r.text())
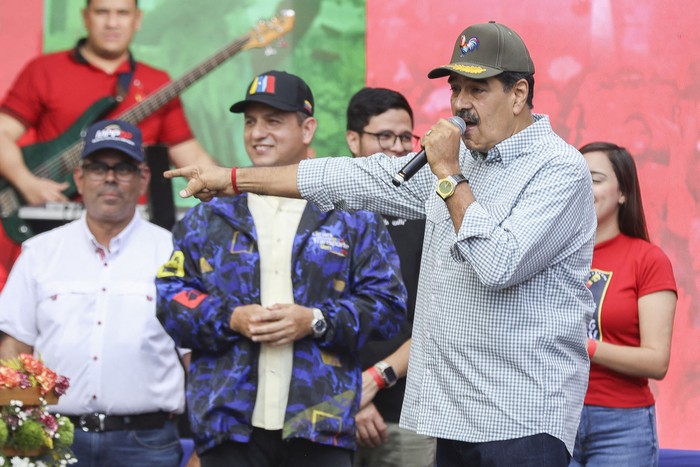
top-left (167, 21), bottom-right (596, 467)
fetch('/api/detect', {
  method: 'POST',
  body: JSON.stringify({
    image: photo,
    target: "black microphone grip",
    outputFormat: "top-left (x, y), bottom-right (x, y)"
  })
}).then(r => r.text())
top-left (392, 116), bottom-right (467, 187)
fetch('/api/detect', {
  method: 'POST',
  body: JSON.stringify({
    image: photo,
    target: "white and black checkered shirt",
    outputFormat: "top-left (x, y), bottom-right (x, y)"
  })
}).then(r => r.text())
top-left (298, 115), bottom-right (596, 453)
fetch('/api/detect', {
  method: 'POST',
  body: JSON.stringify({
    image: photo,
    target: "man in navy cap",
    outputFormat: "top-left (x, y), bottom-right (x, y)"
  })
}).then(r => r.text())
top-left (156, 71), bottom-right (406, 467)
top-left (0, 119), bottom-right (187, 466)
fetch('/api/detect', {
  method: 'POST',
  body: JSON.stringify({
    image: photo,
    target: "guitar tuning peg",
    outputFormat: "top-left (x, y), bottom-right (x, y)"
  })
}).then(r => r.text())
top-left (254, 19), bottom-right (267, 32)
top-left (277, 38), bottom-right (289, 49)
top-left (264, 46), bottom-right (278, 57)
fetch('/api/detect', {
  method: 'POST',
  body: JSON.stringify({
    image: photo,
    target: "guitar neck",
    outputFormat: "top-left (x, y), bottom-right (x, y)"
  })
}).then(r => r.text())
top-left (117, 35), bottom-right (250, 125)
top-left (1, 10), bottom-right (295, 223)
top-left (29, 35), bottom-right (252, 191)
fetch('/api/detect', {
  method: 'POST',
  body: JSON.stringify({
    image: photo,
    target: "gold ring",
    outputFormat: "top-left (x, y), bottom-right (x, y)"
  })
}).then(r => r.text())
top-left (426, 129), bottom-right (433, 136)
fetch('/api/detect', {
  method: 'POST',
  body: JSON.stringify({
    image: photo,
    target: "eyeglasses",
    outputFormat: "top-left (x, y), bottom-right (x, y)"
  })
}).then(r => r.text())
top-left (81, 161), bottom-right (141, 182)
top-left (361, 131), bottom-right (420, 151)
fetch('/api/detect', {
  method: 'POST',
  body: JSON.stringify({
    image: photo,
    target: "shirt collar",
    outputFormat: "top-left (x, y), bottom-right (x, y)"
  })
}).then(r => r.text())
top-left (80, 210), bottom-right (142, 257)
top-left (71, 38), bottom-right (134, 75)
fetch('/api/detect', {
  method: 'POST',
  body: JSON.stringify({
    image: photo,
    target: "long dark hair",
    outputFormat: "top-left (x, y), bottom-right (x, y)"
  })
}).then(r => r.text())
top-left (579, 141), bottom-right (649, 241)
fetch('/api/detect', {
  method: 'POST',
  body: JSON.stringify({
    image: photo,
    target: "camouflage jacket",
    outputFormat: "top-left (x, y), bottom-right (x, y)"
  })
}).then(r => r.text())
top-left (155, 194), bottom-right (406, 452)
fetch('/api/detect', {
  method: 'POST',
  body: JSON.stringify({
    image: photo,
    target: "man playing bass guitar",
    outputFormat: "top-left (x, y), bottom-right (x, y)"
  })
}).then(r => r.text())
top-left (0, 0), bottom-right (218, 288)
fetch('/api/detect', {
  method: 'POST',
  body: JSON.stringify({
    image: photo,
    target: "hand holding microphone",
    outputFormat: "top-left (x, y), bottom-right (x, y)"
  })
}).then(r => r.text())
top-left (392, 116), bottom-right (466, 187)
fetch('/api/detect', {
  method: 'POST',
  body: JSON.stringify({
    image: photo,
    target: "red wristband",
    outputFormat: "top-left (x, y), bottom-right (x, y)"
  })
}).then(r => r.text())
top-left (231, 166), bottom-right (241, 195)
top-left (367, 366), bottom-right (386, 390)
top-left (587, 338), bottom-right (598, 359)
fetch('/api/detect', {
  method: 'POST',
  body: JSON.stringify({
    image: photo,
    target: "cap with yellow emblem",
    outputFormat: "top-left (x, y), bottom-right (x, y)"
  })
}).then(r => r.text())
top-left (427, 21), bottom-right (534, 80)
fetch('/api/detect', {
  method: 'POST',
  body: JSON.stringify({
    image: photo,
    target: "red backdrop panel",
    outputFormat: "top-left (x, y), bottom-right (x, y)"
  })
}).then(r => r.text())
top-left (0, 0), bottom-right (43, 94)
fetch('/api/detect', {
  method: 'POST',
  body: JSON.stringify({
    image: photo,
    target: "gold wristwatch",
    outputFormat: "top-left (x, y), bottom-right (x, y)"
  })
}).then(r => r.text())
top-left (436, 174), bottom-right (468, 200)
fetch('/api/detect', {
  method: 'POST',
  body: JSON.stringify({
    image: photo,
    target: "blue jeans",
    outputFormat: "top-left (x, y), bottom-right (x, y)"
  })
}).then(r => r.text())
top-left (571, 405), bottom-right (658, 467)
top-left (436, 433), bottom-right (569, 466)
top-left (72, 420), bottom-right (182, 467)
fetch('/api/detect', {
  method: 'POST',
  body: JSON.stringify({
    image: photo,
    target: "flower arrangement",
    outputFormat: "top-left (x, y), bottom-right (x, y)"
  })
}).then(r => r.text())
top-left (0, 354), bottom-right (76, 466)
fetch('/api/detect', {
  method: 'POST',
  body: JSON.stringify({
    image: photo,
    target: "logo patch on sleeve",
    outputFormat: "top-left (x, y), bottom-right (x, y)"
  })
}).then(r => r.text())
top-left (173, 289), bottom-right (208, 309)
top-left (157, 251), bottom-right (185, 278)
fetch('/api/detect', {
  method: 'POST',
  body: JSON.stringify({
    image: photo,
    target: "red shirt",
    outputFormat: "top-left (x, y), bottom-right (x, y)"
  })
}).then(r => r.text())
top-left (0, 40), bottom-right (193, 146)
top-left (0, 42), bottom-right (195, 291)
top-left (585, 234), bottom-right (677, 407)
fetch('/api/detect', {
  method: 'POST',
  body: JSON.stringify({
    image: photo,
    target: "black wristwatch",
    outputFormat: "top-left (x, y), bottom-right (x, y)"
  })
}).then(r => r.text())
top-left (374, 361), bottom-right (398, 388)
top-left (310, 308), bottom-right (327, 338)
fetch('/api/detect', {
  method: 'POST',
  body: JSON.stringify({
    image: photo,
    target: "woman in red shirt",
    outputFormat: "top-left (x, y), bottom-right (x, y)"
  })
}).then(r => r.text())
top-left (571, 142), bottom-right (677, 467)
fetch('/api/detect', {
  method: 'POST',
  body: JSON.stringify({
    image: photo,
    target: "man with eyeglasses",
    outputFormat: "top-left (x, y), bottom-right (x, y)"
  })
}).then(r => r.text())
top-left (345, 87), bottom-right (435, 467)
top-left (0, 119), bottom-right (187, 466)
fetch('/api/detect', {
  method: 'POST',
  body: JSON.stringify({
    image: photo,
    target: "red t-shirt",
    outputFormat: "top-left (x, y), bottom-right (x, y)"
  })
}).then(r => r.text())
top-left (0, 41), bottom-right (193, 146)
top-left (585, 234), bottom-right (677, 407)
top-left (0, 42), bottom-right (195, 291)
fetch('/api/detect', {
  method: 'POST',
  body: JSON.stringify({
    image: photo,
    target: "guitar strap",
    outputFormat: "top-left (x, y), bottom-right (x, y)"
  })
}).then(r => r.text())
top-left (115, 53), bottom-right (137, 104)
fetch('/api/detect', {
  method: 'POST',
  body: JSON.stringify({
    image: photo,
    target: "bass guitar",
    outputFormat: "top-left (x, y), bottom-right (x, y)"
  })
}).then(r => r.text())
top-left (0, 10), bottom-right (295, 243)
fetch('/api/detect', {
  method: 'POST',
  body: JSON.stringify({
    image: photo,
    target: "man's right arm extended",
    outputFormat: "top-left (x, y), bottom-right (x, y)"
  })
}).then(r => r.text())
top-left (165, 164), bottom-right (301, 201)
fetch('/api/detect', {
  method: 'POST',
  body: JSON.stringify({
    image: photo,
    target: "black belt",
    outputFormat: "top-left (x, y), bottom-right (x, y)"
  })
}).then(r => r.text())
top-left (68, 411), bottom-right (172, 433)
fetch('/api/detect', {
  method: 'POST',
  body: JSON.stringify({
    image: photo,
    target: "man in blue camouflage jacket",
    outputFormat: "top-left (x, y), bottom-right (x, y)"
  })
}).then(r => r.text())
top-left (155, 70), bottom-right (406, 467)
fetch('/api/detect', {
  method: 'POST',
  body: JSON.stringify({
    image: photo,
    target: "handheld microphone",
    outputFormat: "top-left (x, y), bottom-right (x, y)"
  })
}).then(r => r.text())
top-left (391, 116), bottom-right (467, 187)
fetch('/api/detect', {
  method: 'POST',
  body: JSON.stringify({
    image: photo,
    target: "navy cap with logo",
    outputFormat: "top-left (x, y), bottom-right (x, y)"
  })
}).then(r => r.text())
top-left (428, 21), bottom-right (535, 80)
top-left (230, 70), bottom-right (314, 116)
top-left (81, 119), bottom-right (144, 163)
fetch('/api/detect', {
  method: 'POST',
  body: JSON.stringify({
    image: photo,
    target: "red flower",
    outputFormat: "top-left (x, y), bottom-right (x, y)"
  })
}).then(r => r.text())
top-left (36, 367), bottom-right (57, 394)
top-left (0, 366), bottom-right (21, 388)
top-left (19, 353), bottom-right (44, 375)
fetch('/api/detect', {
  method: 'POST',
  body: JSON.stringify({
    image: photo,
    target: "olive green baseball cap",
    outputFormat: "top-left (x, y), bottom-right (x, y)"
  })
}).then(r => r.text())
top-left (428, 21), bottom-right (535, 79)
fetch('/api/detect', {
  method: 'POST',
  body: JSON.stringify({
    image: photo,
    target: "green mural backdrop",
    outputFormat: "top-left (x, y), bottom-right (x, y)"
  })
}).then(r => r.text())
top-left (44, 0), bottom-right (366, 204)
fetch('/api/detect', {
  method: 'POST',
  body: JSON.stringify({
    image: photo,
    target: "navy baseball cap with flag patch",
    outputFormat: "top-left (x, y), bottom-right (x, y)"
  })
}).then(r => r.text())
top-left (229, 70), bottom-right (314, 116)
top-left (81, 119), bottom-right (144, 162)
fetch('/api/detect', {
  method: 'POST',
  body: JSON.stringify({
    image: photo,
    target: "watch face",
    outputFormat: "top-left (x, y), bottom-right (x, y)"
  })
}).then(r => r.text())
top-left (312, 316), bottom-right (327, 337)
top-left (383, 366), bottom-right (398, 385)
top-left (437, 179), bottom-right (454, 197)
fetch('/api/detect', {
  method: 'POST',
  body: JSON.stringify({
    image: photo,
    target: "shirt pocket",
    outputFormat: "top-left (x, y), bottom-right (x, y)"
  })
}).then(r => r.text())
top-left (37, 281), bottom-right (95, 309)
top-left (35, 281), bottom-right (98, 329)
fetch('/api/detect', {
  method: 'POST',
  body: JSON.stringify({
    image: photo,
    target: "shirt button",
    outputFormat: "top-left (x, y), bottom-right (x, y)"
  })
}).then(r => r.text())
top-left (92, 395), bottom-right (97, 400)
top-left (97, 321), bottom-right (102, 326)
top-left (101, 287), bottom-right (106, 292)
top-left (93, 356), bottom-right (98, 361)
